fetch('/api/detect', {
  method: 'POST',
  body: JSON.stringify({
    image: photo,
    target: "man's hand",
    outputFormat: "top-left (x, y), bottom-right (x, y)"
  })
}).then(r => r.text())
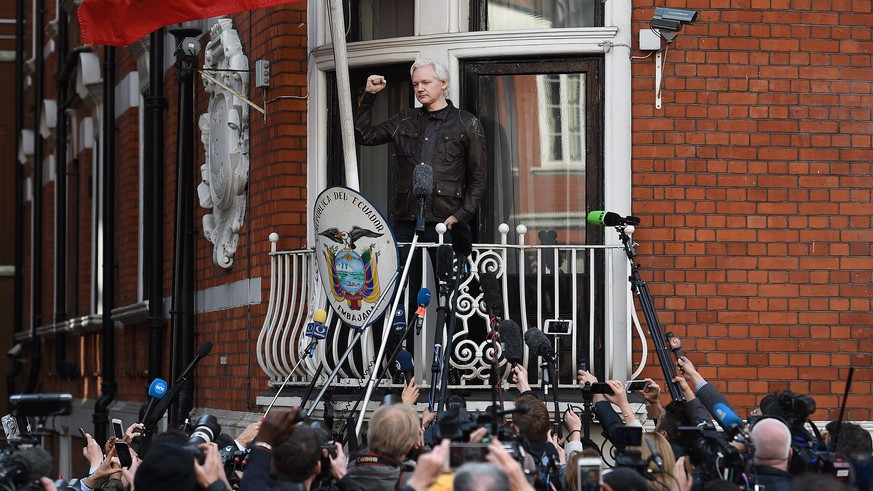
top-left (256, 407), bottom-right (300, 447)
top-left (422, 407), bottom-right (437, 430)
top-left (577, 369), bottom-right (598, 387)
top-left (444, 216), bottom-right (459, 229)
top-left (83, 432), bottom-right (104, 468)
top-left (120, 446), bottom-right (141, 490)
top-left (487, 439), bottom-right (533, 491)
top-left (402, 376), bottom-right (420, 406)
top-left (235, 420), bottom-right (261, 448)
top-left (468, 427), bottom-right (488, 443)
top-left (511, 365), bottom-right (531, 393)
top-left (671, 456), bottom-right (694, 491)
top-left (564, 407), bottom-right (581, 435)
top-left (673, 375), bottom-right (695, 402)
top-left (406, 439), bottom-right (450, 491)
top-left (643, 378), bottom-right (665, 420)
top-left (124, 423), bottom-right (144, 444)
top-left (677, 356), bottom-right (705, 389)
top-left (366, 75), bottom-right (386, 94)
top-left (547, 430), bottom-right (565, 464)
top-left (194, 443), bottom-right (231, 490)
top-left (329, 442), bottom-right (348, 480)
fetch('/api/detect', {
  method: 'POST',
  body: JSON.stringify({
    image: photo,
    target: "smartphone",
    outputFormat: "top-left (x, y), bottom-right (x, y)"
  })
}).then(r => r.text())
top-left (611, 426), bottom-right (643, 448)
top-left (114, 441), bottom-right (133, 468)
top-left (78, 427), bottom-right (88, 440)
top-left (577, 457), bottom-right (602, 491)
top-left (111, 418), bottom-right (124, 440)
top-left (625, 380), bottom-right (647, 392)
top-left (446, 443), bottom-right (489, 470)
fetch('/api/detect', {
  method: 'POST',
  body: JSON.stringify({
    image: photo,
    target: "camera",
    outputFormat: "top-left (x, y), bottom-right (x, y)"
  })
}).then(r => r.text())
top-left (678, 425), bottom-right (745, 485)
top-left (183, 414), bottom-right (222, 463)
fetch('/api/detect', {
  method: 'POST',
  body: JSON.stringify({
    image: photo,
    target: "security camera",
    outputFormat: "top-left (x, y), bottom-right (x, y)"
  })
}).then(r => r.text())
top-left (652, 7), bottom-right (699, 31)
top-left (176, 37), bottom-right (201, 58)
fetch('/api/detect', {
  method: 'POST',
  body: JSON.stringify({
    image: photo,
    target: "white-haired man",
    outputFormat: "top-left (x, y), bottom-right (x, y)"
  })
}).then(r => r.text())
top-left (750, 417), bottom-right (794, 491)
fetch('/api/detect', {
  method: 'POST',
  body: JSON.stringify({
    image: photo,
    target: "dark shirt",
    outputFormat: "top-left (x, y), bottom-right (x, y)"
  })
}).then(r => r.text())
top-left (750, 465), bottom-right (793, 491)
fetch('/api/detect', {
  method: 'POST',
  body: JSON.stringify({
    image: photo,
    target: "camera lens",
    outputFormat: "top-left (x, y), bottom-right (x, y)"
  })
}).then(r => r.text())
top-left (188, 414), bottom-right (221, 446)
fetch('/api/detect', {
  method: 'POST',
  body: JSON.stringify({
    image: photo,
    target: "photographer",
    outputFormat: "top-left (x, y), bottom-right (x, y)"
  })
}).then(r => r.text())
top-left (749, 418), bottom-right (793, 491)
top-left (347, 403), bottom-right (420, 490)
top-left (134, 433), bottom-right (231, 491)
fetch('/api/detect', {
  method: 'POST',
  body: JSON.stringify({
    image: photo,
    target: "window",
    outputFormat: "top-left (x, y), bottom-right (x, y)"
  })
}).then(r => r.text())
top-left (346, 0), bottom-right (414, 41)
top-left (472, 0), bottom-right (602, 30)
top-left (538, 73), bottom-right (586, 169)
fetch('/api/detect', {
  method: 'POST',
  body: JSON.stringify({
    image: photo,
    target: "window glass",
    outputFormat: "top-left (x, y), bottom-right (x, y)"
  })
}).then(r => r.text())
top-left (353, 0), bottom-right (414, 41)
top-left (484, 0), bottom-right (599, 29)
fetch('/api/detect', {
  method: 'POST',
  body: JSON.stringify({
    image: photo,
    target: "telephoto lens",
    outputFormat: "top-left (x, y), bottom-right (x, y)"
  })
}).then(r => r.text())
top-left (184, 414), bottom-right (222, 463)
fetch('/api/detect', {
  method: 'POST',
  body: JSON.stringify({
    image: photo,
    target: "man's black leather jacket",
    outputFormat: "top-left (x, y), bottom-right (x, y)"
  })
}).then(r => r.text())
top-left (355, 93), bottom-right (487, 224)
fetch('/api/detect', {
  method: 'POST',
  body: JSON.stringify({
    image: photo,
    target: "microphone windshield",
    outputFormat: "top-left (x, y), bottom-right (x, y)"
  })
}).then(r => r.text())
top-left (498, 320), bottom-right (524, 365)
top-left (523, 329), bottom-right (553, 359)
top-left (713, 402), bottom-right (744, 430)
top-left (451, 221), bottom-right (473, 258)
top-left (148, 378), bottom-right (168, 399)
top-left (8, 447), bottom-right (53, 483)
top-left (313, 308), bottom-right (327, 324)
top-left (417, 288), bottom-right (432, 307)
top-left (395, 350), bottom-right (415, 373)
top-left (412, 164), bottom-right (434, 196)
top-left (391, 305), bottom-right (407, 336)
top-left (436, 245), bottom-right (454, 283)
top-left (479, 272), bottom-right (503, 318)
top-left (196, 341), bottom-right (214, 358)
top-left (586, 210), bottom-right (622, 227)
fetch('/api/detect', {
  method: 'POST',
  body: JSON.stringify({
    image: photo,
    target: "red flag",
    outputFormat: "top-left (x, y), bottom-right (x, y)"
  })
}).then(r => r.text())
top-left (79, 0), bottom-right (299, 46)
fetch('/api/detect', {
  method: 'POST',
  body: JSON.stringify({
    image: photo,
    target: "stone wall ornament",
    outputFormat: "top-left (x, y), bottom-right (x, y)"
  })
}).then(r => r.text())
top-left (198, 18), bottom-right (250, 269)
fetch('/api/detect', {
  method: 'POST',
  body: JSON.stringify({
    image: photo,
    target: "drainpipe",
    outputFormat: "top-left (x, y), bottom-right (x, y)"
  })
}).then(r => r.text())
top-left (92, 46), bottom-right (116, 445)
top-left (25, 0), bottom-right (45, 395)
top-left (10, 0), bottom-right (26, 401)
top-left (168, 30), bottom-right (200, 429)
top-left (144, 29), bottom-right (167, 385)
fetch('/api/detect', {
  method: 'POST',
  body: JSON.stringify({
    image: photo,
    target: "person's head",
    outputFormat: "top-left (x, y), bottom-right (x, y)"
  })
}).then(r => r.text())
top-left (701, 481), bottom-right (742, 491)
top-left (512, 395), bottom-right (551, 442)
top-left (367, 403), bottom-right (421, 460)
top-left (453, 462), bottom-right (509, 491)
top-left (273, 425), bottom-right (323, 483)
top-left (825, 421), bottom-right (873, 459)
top-left (564, 451), bottom-right (603, 491)
top-left (133, 440), bottom-right (196, 491)
top-left (656, 402), bottom-right (685, 442)
top-left (750, 417), bottom-right (792, 470)
top-left (602, 467), bottom-right (649, 491)
top-left (410, 59), bottom-right (449, 110)
top-left (640, 431), bottom-right (676, 488)
top-left (790, 473), bottom-right (853, 491)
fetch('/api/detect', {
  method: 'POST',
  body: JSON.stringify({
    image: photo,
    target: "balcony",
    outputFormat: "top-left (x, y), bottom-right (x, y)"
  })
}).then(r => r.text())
top-left (258, 223), bottom-right (650, 404)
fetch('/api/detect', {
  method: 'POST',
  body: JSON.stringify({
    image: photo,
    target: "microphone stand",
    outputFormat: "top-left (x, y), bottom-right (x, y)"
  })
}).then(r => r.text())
top-left (263, 340), bottom-right (318, 416)
top-left (305, 264), bottom-right (403, 419)
top-left (540, 354), bottom-right (562, 437)
top-left (437, 254), bottom-right (468, 415)
top-left (354, 233), bottom-right (424, 437)
top-left (429, 253), bottom-right (451, 411)
top-left (616, 225), bottom-right (686, 402)
top-left (579, 382), bottom-right (597, 449)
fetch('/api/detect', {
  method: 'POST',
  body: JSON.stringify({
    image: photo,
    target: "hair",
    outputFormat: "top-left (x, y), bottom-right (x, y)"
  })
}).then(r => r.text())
top-left (701, 481), bottom-right (742, 491)
top-left (750, 417), bottom-right (792, 463)
top-left (656, 401), bottom-right (686, 443)
top-left (640, 431), bottom-right (676, 490)
top-left (366, 403), bottom-right (420, 460)
top-left (410, 59), bottom-right (449, 87)
top-left (791, 473), bottom-right (853, 491)
top-left (273, 425), bottom-right (322, 483)
top-left (825, 421), bottom-right (873, 458)
top-left (453, 462), bottom-right (509, 491)
top-left (512, 395), bottom-right (551, 442)
top-left (602, 467), bottom-right (650, 491)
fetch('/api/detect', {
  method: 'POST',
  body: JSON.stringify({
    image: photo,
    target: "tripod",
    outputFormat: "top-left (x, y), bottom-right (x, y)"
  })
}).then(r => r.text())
top-left (577, 382), bottom-right (598, 449)
top-left (614, 225), bottom-right (685, 402)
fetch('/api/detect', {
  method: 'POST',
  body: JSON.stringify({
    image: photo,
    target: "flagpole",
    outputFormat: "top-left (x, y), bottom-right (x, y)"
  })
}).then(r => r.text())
top-left (326, 0), bottom-right (360, 191)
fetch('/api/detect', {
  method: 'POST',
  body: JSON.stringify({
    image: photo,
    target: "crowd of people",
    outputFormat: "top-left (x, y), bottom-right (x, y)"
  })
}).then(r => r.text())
top-left (13, 355), bottom-right (872, 491)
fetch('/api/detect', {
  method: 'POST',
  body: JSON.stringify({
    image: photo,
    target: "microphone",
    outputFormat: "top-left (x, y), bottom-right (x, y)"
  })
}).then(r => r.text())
top-left (523, 328), bottom-right (554, 361)
top-left (0, 447), bottom-right (53, 484)
top-left (436, 245), bottom-right (454, 286)
top-left (394, 350), bottom-right (415, 384)
top-left (139, 378), bottom-right (168, 425)
top-left (413, 164), bottom-right (433, 233)
top-left (646, 436), bottom-right (665, 469)
top-left (304, 309), bottom-right (329, 340)
top-left (712, 402), bottom-right (745, 435)
top-left (586, 210), bottom-right (641, 227)
top-left (391, 304), bottom-right (407, 337)
top-left (142, 341), bottom-right (213, 429)
top-left (414, 288), bottom-right (431, 335)
top-left (479, 272), bottom-right (503, 321)
top-left (196, 341), bottom-right (214, 359)
top-left (498, 319), bottom-right (524, 368)
top-left (451, 221), bottom-right (473, 258)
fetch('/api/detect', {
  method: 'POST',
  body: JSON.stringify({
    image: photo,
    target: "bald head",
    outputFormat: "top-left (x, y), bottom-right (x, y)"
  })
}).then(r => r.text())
top-left (750, 418), bottom-right (792, 469)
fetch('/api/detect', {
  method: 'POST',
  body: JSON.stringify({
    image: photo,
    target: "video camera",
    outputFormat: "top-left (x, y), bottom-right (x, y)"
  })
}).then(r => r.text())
top-left (678, 424), bottom-right (746, 486)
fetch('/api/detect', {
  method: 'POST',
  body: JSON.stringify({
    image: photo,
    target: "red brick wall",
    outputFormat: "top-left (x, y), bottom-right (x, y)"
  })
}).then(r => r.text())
top-left (631, 0), bottom-right (873, 421)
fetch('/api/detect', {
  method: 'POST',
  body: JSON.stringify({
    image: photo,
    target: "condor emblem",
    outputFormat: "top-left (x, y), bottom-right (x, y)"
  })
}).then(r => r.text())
top-left (313, 187), bottom-right (399, 329)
